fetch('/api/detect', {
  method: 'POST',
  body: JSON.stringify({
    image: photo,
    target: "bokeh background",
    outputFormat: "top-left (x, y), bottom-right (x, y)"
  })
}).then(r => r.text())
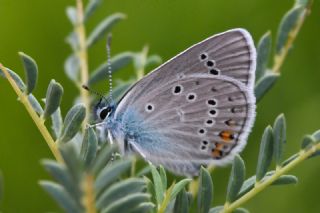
top-left (0, 0), bottom-right (319, 212)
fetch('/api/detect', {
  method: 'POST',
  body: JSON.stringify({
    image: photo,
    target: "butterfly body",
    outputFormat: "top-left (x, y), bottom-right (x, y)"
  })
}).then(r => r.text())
top-left (95, 29), bottom-right (256, 176)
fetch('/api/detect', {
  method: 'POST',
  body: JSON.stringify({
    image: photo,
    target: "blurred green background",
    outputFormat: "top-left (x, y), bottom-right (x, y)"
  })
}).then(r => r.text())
top-left (0, 0), bottom-right (319, 212)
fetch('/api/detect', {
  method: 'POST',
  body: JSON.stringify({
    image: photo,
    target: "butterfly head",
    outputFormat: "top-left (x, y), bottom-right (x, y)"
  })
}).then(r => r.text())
top-left (93, 98), bottom-right (116, 122)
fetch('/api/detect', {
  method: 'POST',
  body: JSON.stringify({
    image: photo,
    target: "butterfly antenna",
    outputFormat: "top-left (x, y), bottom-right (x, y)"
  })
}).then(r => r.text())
top-left (82, 85), bottom-right (108, 102)
top-left (106, 34), bottom-right (113, 103)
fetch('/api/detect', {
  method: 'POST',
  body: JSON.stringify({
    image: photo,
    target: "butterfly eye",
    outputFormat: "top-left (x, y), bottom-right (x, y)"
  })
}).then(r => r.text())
top-left (99, 107), bottom-right (111, 120)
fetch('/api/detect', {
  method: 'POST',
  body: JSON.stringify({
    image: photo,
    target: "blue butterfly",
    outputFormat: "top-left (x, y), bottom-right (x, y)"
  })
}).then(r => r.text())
top-left (92, 29), bottom-right (256, 176)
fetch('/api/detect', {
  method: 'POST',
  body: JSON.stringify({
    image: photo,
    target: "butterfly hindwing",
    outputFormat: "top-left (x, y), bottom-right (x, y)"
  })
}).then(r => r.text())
top-left (112, 29), bottom-right (256, 176)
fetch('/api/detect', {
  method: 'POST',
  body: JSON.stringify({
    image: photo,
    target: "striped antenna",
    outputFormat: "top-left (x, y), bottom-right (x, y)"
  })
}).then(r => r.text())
top-left (106, 34), bottom-right (113, 102)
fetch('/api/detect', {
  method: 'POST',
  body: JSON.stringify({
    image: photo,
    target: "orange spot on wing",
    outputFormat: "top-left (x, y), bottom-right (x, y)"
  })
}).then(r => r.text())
top-left (212, 149), bottom-right (221, 158)
top-left (219, 130), bottom-right (234, 142)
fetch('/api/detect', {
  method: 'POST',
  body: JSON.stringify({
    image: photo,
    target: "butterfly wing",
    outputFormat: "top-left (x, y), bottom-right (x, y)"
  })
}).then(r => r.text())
top-left (112, 29), bottom-right (256, 176)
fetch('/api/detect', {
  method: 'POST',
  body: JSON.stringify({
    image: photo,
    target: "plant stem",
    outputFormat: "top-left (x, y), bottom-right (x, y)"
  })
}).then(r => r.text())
top-left (0, 63), bottom-right (64, 163)
top-left (82, 174), bottom-right (97, 213)
top-left (76, 0), bottom-right (90, 130)
top-left (272, 1), bottom-right (312, 73)
top-left (221, 142), bottom-right (320, 213)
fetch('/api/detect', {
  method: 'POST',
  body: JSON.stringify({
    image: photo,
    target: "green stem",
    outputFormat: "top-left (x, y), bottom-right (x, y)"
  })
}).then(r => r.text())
top-left (82, 174), bottom-right (97, 213)
top-left (221, 142), bottom-right (320, 213)
top-left (76, 0), bottom-right (90, 130)
top-left (0, 63), bottom-right (63, 163)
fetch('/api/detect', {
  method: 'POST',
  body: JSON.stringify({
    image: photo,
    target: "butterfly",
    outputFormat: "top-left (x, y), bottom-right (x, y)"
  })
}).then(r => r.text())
top-left (92, 29), bottom-right (256, 176)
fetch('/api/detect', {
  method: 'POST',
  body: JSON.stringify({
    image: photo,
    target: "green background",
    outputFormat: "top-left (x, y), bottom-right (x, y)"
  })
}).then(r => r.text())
top-left (0, 0), bottom-right (320, 212)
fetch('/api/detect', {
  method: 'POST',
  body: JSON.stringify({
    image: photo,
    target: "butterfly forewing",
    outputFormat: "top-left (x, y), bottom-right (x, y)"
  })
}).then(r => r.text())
top-left (112, 29), bottom-right (256, 176)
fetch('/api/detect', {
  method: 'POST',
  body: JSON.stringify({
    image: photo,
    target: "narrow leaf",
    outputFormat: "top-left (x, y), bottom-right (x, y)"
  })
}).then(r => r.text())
top-left (159, 166), bottom-right (167, 193)
top-left (19, 52), bottom-right (38, 94)
top-left (276, 6), bottom-right (304, 54)
top-left (150, 164), bottom-right (164, 205)
top-left (0, 67), bottom-right (26, 91)
top-left (84, 0), bottom-right (102, 21)
top-left (312, 130), bottom-right (320, 142)
top-left (43, 80), bottom-right (63, 119)
top-left (81, 127), bottom-right (98, 169)
top-left (301, 135), bottom-right (314, 150)
top-left (234, 208), bottom-right (250, 213)
top-left (88, 52), bottom-right (134, 86)
top-left (51, 108), bottom-right (63, 139)
top-left (59, 104), bottom-right (86, 143)
top-left (209, 206), bottom-right (224, 213)
top-left (95, 159), bottom-right (132, 195)
top-left (295, 0), bottom-right (311, 7)
top-left (87, 13), bottom-right (126, 47)
top-left (282, 153), bottom-right (299, 167)
top-left (170, 179), bottom-right (192, 201)
top-left (238, 176), bottom-right (256, 198)
top-left (256, 31), bottom-right (272, 81)
top-left (101, 193), bottom-right (150, 213)
top-left (255, 72), bottom-right (279, 102)
top-left (39, 181), bottom-right (83, 213)
top-left (64, 54), bottom-right (80, 82)
top-left (92, 144), bottom-right (117, 176)
top-left (145, 54), bottom-right (162, 68)
top-left (66, 32), bottom-right (79, 51)
top-left (256, 126), bottom-right (274, 181)
top-left (136, 166), bottom-right (151, 177)
top-left (66, 6), bottom-right (77, 25)
top-left (226, 155), bottom-right (246, 202)
top-left (28, 94), bottom-right (43, 115)
top-left (272, 175), bottom-right (298, 185)
top-left (273, 114), bottom-right (287, 166)
top-left (130, 202), bottom-right (155, 213)
top-left (197, 167), bottom-right (213, 213)
top-left (59, 144), bottom-right (82, 183)
top-left (41, 160), bottom-right (80, 201)
top-left (96, 178), bottom-right (146, 209)
top-left (173, 188), bottom-right (189, 213)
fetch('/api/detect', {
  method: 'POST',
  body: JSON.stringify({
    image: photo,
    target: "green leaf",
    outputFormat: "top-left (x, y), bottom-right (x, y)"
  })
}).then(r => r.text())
top-left (301, 135), bottom-right (314, 150)
top-left (86, 13), bottom-right (126, 48)
top-left (101, 193), bottom-right (150, 213)
top-left (173, 188), bottom-right (189, 213)
top-left (234, 208), bottom-right (250, 213)
top-left (226, 155), bottom-right (246, 202)
top-left (59, 144), bottom-right (82, 183)
top-left (238, 176), bottom-right (256, 198)
top-left (276, 6), bottom-right (304, 54)
top-left (66, 32), bottom-right (79, 51)
top-left (0, 67), bottom-right (26, 91)
top-left (95, 159), bottom-right (132, 195)
top-left (64, 54), bottom-right (80, 83)
top-left (130, 202), bottom-right (155, 213)
top-left (150, 164), bottom-right (164, 205)
top-left (209, 206), bottom-right (224, 213)
top-left (28, 94), bottom-right (43, 115)
top-left (92, 144), bottom-right (117, 176)
top-left (41, 159), bottom-right (81, 201)
top-left (272, 175), bottom-right (298, 185)
top-left (59, 104), bottom-right (86, 143)
top-left (255, 72), bottom-right (279, 102)
top-left (88, 52), bottom-right (134, 86)
top-left (19, 52), bottom-right (38, 94)
top-left (84, 0), bottom-right (102, 22)
top-left (96, 178), bottom-right (146, 209)
top-left (66, 6), bottom-right (77, 25)
top-left (43, 80), bottom-right (63, 119)
top-left (256, 31), bottom-right (272, 81)
top-left (312, 130), bottom-right (320, 142)
top-left (282, 153), bottom-right (299, 167)
top-left (39, 181), bottom-right (83, 213)
top-left (145, 54), bottom-right (162, 69)
top-left (170, 179), bottom-right (192, 201)
top-left (256, 126), bottom-right (274, 181)
top-left (51, 108), bottom-right (63, 139)
top-left (159, 166), bottom-right (167, 193)
top-left (295, 0), bottom-right (310, 7)
top-left (273, 114), bottom-right (287, 167)
top-left (81, 127), bottom-right (98, 169)
top-left (144, 176), bottom-right (156, 205)
top-left (197, 167), bottom-right (213, 213)
top-left (136, 166), bottom-right (151, 177)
